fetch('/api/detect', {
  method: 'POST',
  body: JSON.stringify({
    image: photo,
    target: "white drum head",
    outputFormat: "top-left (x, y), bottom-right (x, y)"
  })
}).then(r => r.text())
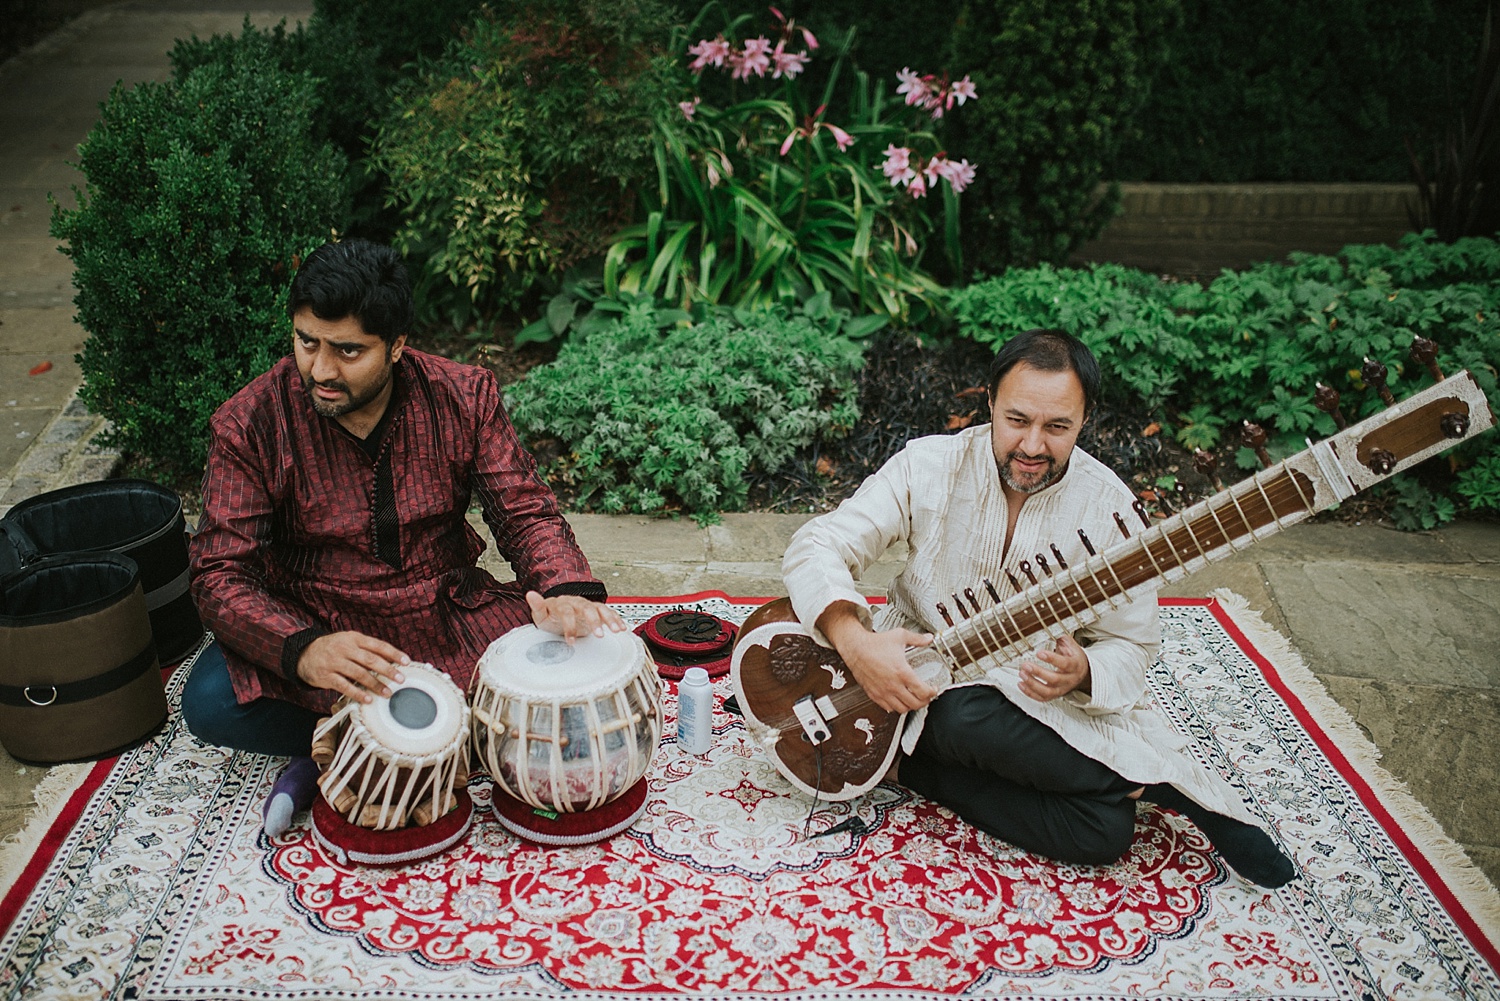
top-left (355, 662), bottom-right (466, 759)
top-left (479, 625), bottom-right (645, 697)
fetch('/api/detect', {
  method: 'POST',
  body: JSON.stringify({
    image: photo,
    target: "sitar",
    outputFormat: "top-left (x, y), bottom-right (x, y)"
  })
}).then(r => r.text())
top-left (729, 358), bottom-right (1496, 802)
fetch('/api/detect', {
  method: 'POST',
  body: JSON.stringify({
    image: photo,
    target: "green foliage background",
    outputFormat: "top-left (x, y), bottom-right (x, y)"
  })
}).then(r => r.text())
top-left (506, 305), bottom-right (864, 519)
top-left (949, 234), bottom-right (1500, 527)
top-left (50, 38), bottom-right (350, 483)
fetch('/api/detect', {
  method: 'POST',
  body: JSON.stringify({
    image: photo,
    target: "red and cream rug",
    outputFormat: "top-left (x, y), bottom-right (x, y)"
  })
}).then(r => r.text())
top-left (0, 593), bottom-right (1496, 999)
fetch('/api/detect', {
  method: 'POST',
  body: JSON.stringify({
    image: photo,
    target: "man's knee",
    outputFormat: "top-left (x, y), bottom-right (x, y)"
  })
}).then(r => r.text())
top-left (180, 644), bottom-right (236, 744)
top-left (1055, 803), bottom-right (1137, 866)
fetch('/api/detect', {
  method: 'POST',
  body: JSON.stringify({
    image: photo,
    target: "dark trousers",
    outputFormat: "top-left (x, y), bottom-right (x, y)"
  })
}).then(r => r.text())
top-left (901, 685), bottom-right (1140, 865)
top-left (180, 641), bottom-right (321, 757)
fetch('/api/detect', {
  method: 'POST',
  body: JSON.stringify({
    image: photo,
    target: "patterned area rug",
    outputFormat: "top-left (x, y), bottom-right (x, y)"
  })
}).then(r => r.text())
top-left (1, 593), bottom-right (1497, 999)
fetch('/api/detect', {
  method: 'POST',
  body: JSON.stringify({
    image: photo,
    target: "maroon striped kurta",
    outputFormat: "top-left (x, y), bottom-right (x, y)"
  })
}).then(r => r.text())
top-left (189, 348), bottom-right (600, 713)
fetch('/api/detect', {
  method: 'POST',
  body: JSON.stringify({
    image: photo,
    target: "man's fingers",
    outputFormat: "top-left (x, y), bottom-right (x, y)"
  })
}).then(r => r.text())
top-left (599, 604), bottom-right (628, 632)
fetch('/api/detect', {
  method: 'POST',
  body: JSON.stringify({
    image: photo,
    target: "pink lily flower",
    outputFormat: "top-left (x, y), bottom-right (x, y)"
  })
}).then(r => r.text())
top-left (908, 172), bottom-right (928, 198)
top-left (940, 158), bottom-right (976, 193)
top-left (679, 97), bottom-right (701, 121)
top-left (923, 155), bottom-right (945, 186)
top-left (825, 122), bottom-right (854, 152)
top-left (730, 37), bottom-right (772, 80)
top-left (896, 67), bottom-right (930, 108)
top-left (770, 7), bottom-right (818, 50)
top-left (687, 37), bottom-right (731, 72)
top-left (882, 145), bottom-right (915, 186)
top-left (951, 75), bottom-right (977, 105)
top-left (771, 41), bottom-right (809, 79)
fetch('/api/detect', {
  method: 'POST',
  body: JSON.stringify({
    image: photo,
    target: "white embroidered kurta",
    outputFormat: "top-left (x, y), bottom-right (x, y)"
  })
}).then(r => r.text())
top-left (783, 425), bottom-right (1257, 824)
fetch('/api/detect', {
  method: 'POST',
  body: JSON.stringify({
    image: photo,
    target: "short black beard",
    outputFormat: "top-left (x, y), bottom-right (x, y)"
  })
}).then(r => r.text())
top-left (999, 451), bottom-right (1065, 495)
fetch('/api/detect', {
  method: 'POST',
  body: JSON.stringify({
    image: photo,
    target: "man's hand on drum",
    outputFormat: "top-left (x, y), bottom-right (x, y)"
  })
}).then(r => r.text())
top-left (527, 591), bottom-right (628, 640)
top-left (297, 631), bottom-right (410, 703)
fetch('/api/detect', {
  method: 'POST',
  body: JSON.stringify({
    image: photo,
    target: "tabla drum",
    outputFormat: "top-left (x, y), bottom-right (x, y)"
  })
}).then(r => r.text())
top-left (471, 625), bottom-right (662, 815)
top-left (310, 662), bottom-right (470, 832)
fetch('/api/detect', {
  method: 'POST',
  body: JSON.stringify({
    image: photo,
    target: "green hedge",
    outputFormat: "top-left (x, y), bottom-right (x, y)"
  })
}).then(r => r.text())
top-left (948, 233), bottom-right (1500, 527)
top-left (51, 38), bottom-right (350, 483)
top-left (1116, 0), bottom-right (1489, 182)
top-left (506, 304), bottom-right (864, 520)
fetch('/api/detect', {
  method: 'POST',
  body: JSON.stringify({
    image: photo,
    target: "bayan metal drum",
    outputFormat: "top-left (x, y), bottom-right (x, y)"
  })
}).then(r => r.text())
top-left (311, 662), bottom-right (470, 832)
top-left (470, 625), bottom-right (662, 817)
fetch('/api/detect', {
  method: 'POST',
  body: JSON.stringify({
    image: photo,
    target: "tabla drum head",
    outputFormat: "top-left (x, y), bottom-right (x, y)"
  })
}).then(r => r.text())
top-left (477, 624), bottom-right (646, 697)
top-left (352, 662), bottom-right (468, 760)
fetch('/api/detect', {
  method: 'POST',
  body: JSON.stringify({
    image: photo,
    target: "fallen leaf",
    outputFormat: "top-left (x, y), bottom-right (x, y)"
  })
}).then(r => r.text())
top-left (954, 386), bottom-right (987, 399)
top-left (1141, 421), bottom-right (1160, 436)
top-left (946, 414), bottom-right (976, 430)
top-left (28, 360), bottom-right (52, 376)
top-left (815, 456), bottom-right (836, 476)
top-left (1138, 489), bottom-right (1158, 502)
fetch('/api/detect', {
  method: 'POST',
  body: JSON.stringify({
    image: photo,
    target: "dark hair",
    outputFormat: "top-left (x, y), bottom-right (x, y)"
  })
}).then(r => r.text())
top-left (985, 328), bottom-right (1101, 416)
top-left (285, 240), bottom-right (414, 343)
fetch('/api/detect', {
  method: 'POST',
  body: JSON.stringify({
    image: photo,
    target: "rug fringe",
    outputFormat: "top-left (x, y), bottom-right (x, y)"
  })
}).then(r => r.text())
top-left (0, 762), bottom-right (91, 890)
top-left (1210, 587), bottom-right (1500, 943)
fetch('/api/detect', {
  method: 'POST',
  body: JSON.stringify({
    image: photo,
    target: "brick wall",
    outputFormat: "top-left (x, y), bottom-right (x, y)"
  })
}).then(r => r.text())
top-left (1069, 183), bottom-right (1418, 279)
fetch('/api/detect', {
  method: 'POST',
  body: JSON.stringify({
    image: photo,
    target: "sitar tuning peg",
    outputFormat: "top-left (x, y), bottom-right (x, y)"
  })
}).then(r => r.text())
top-left (1132, 498), bottom-right (1152, 527)
top-left (983, 577), bottom-right (1001, 603)
top-left (1035, 554), bottom-right (1052, 577)
top-left (963, 587), bottom-right (982, 614)
top-left (1313, 382), bottom-right (1347, 430)
top-left (1078, 529), bottom-right (1096, 556)
top-left (1192, 449), bottom-right (1223, 490)
top-left (1112, 512), bottom-right (1131, 539)
top-left (1018, 560), bottom-right (1037, 585)
top-left (1050, 543), bottom-right (1067, 569)
top-left (1410, 335), bottom-right (1444, 383)
top-left (936, 602), bottom-right (953, 626)
top-left (1242, 421), bottom-right (1272, 468)
top-left (950, 593), bottom-right (971, 619)
top-left (1005, 568), bottom-right (1023, 592)
top-left (1362, 356), bottom-right (1397, 407)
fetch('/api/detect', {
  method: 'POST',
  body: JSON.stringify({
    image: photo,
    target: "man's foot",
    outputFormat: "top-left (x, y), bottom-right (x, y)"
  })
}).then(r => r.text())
top-left (263, 756), bottom-right (320, 838)
top-left (1144, 784), bottom-right (1297, 889)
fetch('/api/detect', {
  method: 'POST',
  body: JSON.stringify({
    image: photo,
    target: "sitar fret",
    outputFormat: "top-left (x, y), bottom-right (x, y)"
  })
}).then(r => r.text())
top-left (941, 463), bottom-right (1320, 677)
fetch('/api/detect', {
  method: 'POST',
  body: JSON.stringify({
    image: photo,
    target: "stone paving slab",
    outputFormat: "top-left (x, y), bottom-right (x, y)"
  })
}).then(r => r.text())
top-left (1264, 561), bottom-right (1500, 688)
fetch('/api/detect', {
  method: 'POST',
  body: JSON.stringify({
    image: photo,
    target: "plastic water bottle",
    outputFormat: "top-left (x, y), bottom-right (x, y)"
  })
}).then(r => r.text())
top-left (676, 667), bottom-right (713, 754)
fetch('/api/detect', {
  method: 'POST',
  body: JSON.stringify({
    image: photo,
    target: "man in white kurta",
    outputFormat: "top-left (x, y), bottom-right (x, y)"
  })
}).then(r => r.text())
top-left (782, 329), bottom-right (1295, 888)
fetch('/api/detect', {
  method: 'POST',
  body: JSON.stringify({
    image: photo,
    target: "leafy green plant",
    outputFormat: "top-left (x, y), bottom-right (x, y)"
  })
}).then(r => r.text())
top-left (1384, 478), bottom-right (1459, 532)
top-left (505, 306), bottom-right (864, 521)
top-left (598, 6), bottom-right (976, 325)
top-left (371, 0), bottom-right (681, 327)
top-left (949, 232), bottom-right (1500, 527)
top-left (50, 38), bottom-right (349, 483)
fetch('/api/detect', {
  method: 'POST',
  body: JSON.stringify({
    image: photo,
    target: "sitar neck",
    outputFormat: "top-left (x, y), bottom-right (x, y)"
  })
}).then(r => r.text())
top-left (929, 370), bottom-right (1495, 682)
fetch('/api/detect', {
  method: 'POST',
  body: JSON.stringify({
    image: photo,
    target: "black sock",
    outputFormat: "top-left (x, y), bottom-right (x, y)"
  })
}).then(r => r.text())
top-left (1144, 784), bottom-right (1297, 889)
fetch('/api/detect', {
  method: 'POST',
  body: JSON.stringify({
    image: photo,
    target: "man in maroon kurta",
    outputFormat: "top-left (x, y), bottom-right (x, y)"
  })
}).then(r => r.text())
top-left (184, 239), bottom-right (619, 834)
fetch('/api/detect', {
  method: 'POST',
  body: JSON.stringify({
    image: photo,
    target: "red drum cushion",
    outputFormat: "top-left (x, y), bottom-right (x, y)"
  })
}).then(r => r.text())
top-left (490, 777), bottom-right (649, 846)
top-left (311, 787), bottom-right (474, 867)
top-left (635, 610), bottom-right (737, 680)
